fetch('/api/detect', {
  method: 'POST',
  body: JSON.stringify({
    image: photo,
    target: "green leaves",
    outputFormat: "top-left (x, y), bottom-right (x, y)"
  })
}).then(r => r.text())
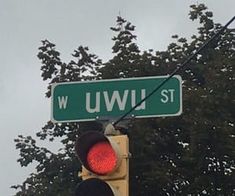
top-left (38, 42), bottom-right (102, 97)
top-left (13, 3), bottom-right (235, 196)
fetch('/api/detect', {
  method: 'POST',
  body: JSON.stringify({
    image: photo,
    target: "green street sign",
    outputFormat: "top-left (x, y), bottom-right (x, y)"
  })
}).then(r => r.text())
top-left (51, 75), bottom-right (182, 123)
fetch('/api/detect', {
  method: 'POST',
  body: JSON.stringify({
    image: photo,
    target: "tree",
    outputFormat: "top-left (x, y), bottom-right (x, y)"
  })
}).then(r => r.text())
top-left (12, 41), bottom-right (102, 196)
top-left (13, 4), bottom-right (235, 195)
top-left (179, 5), bottom-right (235, 195)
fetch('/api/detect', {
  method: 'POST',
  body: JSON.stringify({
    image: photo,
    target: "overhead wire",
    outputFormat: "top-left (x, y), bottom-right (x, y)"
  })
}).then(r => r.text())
top-left (113, 16), bottom-right (235, 126)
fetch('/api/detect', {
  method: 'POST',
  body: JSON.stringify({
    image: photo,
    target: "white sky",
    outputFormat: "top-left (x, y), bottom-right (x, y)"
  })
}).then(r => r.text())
top-left (0, 0), bottom-right (234, 195)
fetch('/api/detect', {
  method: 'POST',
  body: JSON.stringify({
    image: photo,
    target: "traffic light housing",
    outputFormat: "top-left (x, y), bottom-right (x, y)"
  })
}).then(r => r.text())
top-left (75, 127), bottom-right (129, 196)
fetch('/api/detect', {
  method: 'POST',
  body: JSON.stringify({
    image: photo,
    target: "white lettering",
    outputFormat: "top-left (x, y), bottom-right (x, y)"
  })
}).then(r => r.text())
top-left (86, 92), bottom-right (100, 113)
top-left (103, 90), bottom-right (129, 111)
top-left (161, 89), bottom-right (175, 103)
top-left (161, 90), bottom-right (168, 103)
top-left (58, 96), bottom-right (68, 109)
top-left (131, 89), bottom-right (146, 110)
top-left (168, 89), bottom-right (175, 102)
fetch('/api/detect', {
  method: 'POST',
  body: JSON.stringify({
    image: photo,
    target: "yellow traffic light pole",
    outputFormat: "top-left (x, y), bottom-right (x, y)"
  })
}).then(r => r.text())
top-left (75, 124), bottom-right (129, 196)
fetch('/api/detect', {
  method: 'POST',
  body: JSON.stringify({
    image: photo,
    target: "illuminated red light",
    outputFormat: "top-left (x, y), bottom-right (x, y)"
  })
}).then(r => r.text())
top-left (87, 141), bottom-right (117, 175)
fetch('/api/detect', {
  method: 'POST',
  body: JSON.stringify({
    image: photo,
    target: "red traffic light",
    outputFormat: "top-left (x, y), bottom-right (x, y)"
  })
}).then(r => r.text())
top-left (75, 131), bottom-right (119, 175)
top-left (75, 128), bottom-right (129, 196)
top-left (87, 141), bottom-right (117, 175)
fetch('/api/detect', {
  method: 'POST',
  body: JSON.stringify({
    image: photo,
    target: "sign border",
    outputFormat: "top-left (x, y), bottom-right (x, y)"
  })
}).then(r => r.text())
top-left (51, 75), bottom-right (182, 123)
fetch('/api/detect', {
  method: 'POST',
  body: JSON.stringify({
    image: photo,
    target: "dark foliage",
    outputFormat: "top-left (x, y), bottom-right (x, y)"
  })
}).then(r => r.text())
top-left (13, 4), bottom-right (235, 196)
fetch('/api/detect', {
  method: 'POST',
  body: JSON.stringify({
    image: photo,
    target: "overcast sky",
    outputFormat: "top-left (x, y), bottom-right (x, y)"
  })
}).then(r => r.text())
top-left (0, 0), bottom-right (234, 195)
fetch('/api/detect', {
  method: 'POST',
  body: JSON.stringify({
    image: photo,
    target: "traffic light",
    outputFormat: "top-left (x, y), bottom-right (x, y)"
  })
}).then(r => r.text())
top-left (75, 125), bottom-right (129, 196)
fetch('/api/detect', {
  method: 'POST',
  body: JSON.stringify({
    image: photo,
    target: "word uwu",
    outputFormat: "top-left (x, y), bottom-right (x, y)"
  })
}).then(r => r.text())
top-left (86, 89), bottom-right (146, 113)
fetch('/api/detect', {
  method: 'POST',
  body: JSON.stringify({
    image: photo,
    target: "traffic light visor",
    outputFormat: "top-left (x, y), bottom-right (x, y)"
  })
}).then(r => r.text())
top-left (75, 178), bottom-right (115, 196)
